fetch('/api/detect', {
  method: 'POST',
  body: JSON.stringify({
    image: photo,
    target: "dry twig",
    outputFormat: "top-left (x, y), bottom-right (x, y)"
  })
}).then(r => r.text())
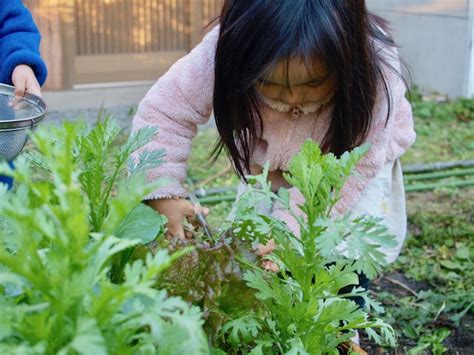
top-left (383, 275), bottom-right (419, 298)
top-left (195, 163), bottom-right (233, 188)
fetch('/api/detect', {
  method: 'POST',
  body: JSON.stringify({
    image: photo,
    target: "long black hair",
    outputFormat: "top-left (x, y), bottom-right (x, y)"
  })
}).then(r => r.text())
top-left (212, 0), bottom-right (400, 180)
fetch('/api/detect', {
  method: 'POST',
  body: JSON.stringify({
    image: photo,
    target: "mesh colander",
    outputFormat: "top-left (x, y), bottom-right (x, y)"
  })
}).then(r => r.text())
top-left (0, 84), bottom-right (46, 161)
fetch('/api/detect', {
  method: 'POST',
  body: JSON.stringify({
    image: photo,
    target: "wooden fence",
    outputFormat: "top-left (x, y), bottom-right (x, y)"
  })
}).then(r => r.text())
top-left (24, 0), bottom-right (223, 90)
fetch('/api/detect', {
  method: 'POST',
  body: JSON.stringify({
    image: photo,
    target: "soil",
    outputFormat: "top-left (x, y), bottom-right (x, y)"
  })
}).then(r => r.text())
top-left (361, 272), bottom-right (474, 354)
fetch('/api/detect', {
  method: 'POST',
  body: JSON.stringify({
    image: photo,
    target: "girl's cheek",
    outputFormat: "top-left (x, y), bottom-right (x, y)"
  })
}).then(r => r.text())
top-left (257, 85), bottom-right (283, 100)
top-left (304, 88), bottom-right (327, 102)
top-left (305, 80), bottom-right (337, 102)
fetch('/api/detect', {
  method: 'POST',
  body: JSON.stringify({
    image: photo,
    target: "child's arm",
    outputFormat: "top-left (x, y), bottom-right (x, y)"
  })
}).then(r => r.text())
top-left (0, 0), bottom-right (48, 96)
top-left (132, 26), bottom-right (219, 238)
top-left (132, 26), bottom-right (219, 198)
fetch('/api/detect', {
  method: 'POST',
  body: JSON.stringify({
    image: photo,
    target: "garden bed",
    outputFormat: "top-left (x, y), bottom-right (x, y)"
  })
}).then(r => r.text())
top-left (184, 94), bottom-right (474, 353)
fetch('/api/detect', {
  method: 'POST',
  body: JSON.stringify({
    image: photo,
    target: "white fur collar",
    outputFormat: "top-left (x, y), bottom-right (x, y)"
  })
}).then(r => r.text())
top-left (258, 93), bottom-right (334, 117)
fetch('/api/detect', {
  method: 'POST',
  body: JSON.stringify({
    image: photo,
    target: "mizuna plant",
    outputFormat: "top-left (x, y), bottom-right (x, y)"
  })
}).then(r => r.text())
top-left (0, 120), bottom-right (209, 354)
top-left (220, 140), bottom-right (397, 354)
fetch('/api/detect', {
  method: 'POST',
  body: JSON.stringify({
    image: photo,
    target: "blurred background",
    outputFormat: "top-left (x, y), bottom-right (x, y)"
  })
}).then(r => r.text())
top-left (24, 0), bottom-right (473, 111)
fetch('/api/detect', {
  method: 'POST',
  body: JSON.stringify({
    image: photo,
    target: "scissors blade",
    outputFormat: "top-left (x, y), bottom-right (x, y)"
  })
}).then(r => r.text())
top-left (188, 192), bottom-right (213, 239)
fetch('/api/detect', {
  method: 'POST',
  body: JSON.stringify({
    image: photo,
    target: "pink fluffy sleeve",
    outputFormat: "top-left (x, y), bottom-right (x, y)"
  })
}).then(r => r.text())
top-left (131, 26), bottom-right (220, 199)
top-left (333, 46), bottom-right (416, 214)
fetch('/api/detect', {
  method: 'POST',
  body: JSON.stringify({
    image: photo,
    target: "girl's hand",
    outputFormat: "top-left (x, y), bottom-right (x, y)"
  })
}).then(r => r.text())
top-left (147, 198), bottom-right (208, 240)
top-left (257, 238), bottom-right (276, 256)
top-left (258, 239), bottom-right (279, 272)
top-left (12, 65), bottom-right (42, 98)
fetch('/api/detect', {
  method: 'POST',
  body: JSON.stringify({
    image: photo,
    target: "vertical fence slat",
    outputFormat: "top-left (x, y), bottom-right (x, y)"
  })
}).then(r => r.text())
top-left (140, 0), bottom-right (146, 52)
top-left (179, 0), bottom-right (185, 49)
top-left (58, 0), bottom-right (76, 89)
top-left (125, 0), bottom-right (130, 53)
top-left (129, 1), bottom-right (133, 53)
top-left (158, 0), bottom-right (163, 51)
top-left (143, 0), bottom-right (151, 53)
top-left (190, 0), bottom-right (204, 48)
top-left (166, 0), bottom-right (171, 50)
top-left (152, 0), bottom-right (159, 51)
top-left (74, 0), bottom-right (81, 55)
top-left (105, 1), bottom-right (110, 54)
top-left (147, 0), bottom-right (153, 51)
top-left (172, 0), bottom-right (177, 50)
top-left (133, 0), bottom-right (137, 52)
top-left (85, 0), bottom-right (91, 55)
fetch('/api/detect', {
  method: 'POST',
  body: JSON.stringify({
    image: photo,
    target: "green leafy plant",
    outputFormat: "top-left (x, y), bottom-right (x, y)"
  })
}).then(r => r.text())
top-left (74, 118), bottom-right (167, 281)
top-left (0, 121), bottom-right (209, 354)
top-left (219, 141), bottom-right (397, 354)
top-left (374, 190), bottom-right (474, 352)
top-left (408, 328), bottom-right (450, 355)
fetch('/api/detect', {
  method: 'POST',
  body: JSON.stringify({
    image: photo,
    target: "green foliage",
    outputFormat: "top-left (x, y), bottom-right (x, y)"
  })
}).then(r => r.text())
top-left (407, 328), bottom-right (450, 355)
top-left (368, 93), bottom-right (474, 352)
top-left (220, 140), bottom-right (396, 353)
top-left (403, 94), bottom-right (474, 164)
top-left (75, 117), bottom-right (165, 233)
top-left (0, 121), bottom-right (209, 354)
top-left (410, 96), bottom-right (474, 123)
top-left (375, 189), bottom-right (474, 352)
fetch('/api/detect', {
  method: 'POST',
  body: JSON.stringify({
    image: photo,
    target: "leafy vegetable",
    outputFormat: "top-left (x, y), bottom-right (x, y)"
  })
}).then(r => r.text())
top-left (0, 120), bottom-right (209, 354)
top-left (219, 140), bottom-right (397, 353)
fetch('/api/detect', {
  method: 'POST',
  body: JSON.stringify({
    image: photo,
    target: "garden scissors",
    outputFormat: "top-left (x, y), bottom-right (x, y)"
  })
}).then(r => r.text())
top-left (187, 192), bottom-right (213, 239)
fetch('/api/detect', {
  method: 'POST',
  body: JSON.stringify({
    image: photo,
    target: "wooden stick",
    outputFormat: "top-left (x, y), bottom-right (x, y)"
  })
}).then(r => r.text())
top-left (195, 163), bottom-right (232, 188)
top-left (383, 275), bottom-right (419, 298)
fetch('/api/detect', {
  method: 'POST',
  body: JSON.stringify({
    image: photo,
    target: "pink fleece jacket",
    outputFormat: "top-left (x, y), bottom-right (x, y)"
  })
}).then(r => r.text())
top-left (132, 26), bottom-right (416, 215)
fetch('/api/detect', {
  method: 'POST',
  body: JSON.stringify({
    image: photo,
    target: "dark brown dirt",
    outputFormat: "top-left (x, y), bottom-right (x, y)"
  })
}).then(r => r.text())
top-left (360, 272), bottom-right (474, 354)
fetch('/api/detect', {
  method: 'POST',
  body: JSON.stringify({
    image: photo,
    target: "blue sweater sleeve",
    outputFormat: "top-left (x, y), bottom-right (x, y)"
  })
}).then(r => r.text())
top-left (0, 0), bottom-right (48, 86)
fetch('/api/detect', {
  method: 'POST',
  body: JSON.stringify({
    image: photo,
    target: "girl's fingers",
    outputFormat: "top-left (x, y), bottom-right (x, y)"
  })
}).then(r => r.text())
top-left (183, 200), bottom-right (197, 218)
top-left (184, 228), bottom-right (195, 239)
top-left (26, 79), bottom-right (42, 97)
top-left (192, 203), bottom-right (210, 217)
top-left (187, 205), bottom-right (210, 231)
top-left (13, 79), bottom-right (26, 99)
top-left (167, 222), bottom-right (186, 240)
top-left (262, 260), bottom-right (279, 273)
top-left (11, 65), bottom-right (42, 98)
top-left (257, 239), bottom-right (276, 256)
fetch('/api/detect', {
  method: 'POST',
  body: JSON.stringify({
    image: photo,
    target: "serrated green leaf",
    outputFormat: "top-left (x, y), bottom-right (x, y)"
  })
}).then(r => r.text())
top-left (58, 318), bottom-right (107, 355)
top-left (221, 315), bottom-right (262, 347)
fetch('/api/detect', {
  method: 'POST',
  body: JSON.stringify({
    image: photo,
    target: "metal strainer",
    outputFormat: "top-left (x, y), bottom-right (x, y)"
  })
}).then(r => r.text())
top-left (0, 84), bottom-right (46, 161)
